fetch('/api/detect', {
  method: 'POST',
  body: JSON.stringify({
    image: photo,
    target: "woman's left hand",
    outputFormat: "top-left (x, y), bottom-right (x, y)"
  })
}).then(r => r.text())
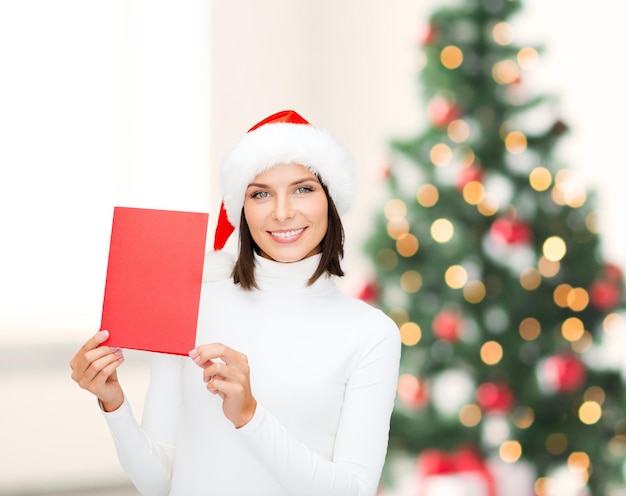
top-left (189, 343), bottom-right (257, 428)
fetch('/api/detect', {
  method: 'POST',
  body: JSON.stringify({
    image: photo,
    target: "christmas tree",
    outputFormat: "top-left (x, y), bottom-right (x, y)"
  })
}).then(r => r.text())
top-left (363, 1), bottom-right (626, 494)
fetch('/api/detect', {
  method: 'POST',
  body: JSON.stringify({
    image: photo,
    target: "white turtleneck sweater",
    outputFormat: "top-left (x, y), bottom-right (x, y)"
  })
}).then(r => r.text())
top-left (102, 253), bottom-right (401, 496)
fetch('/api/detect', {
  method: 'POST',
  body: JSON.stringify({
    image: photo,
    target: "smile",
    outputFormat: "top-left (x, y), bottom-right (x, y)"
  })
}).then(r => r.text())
top-left (270, 228), bottom-right (305, 239)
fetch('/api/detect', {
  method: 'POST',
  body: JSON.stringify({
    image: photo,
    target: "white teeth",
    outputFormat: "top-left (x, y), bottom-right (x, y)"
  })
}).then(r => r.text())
top-left (271, 228), bottom-right (304, 238)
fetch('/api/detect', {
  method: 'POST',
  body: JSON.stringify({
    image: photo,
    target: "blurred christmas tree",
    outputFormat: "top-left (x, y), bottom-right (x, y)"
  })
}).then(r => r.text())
top-left (363, 0), bottom-right (626, 494)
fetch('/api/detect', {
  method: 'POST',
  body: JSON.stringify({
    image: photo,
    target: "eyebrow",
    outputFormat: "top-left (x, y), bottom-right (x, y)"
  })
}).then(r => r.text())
top-left (246, 177), bottom-right (320, 189)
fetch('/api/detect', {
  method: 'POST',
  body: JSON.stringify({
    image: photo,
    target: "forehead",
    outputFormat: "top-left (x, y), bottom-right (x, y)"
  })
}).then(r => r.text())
top-left (249, 162), bottom-right (319, 184)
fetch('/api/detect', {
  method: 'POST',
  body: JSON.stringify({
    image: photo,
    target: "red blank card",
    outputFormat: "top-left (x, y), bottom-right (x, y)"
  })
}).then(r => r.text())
top-left (100, 207), bottom-right (208, 355)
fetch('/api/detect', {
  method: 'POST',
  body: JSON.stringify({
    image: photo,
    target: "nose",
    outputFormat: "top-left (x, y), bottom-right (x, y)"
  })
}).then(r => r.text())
top-left (272, 194), bottom-right (294, 222)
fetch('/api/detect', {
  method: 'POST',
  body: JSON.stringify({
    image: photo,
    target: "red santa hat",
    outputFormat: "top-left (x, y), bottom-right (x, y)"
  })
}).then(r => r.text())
top-left (213, 110), bottom-right (356, 250)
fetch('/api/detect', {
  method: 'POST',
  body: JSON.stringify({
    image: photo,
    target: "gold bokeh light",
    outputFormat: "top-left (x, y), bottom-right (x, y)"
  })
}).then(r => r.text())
top-left (505, 131), bottom-right (527, 154)
top-left (396, 233), bottom-right (419, 257)
top-left (445, 265), bottom-right (468, 289)
top-left (499, 440), bottom-right (522, 463)
top-left (463, 181), bottom-right (485, 205)
top-left (441, 45), bottom-right (463, 69)
top-left (517, 47), bottom-right (539, 69)
top-left (431, 218), bottom-right (454, 243)
top-left (481, 340), bottom-right (503, 365)
top-left (492, 22), bottom-right (513, 45)
top-left (400, 270), bottom-right (423, 293)
top-left (459, 404), bottom-right (482, 427)
top-left (519, 317), bottom-right (541, 341)
top-left (562, 317), bottom-right (585, 342)
top-left (493, 59), bottom-right (520, 85)
top-left (384, 198), bottom-right (407, 222)
top-left (400, 322), bottom-right (422, 346)
top-left (543, 236), bottom-right (566, 261)
top-left (430, 143), bottom-right (453, 167)
top-left (579, 401), bottom-right (602, 425)
top-left (464, 280), bottom-right (486, 303)
top-left (529, 166), bottom-right (552, 191)
top-left (417, 183), bottom-right (439, 207)
top-left (448, 119), bottom-right (471, 143)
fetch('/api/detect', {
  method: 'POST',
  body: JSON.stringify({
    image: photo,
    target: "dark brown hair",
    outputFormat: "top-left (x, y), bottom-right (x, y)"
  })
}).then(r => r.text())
top-left (232, 181), bottom-right (345, 290)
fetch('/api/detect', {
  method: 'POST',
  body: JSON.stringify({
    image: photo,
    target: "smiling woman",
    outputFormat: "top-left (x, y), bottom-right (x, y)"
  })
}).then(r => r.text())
top-left (70, 110), bottom-right (402, 496)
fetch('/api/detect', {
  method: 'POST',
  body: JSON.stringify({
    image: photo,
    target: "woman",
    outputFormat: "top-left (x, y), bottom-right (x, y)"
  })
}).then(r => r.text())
top-left (70, 110), bottom-right (401, 495)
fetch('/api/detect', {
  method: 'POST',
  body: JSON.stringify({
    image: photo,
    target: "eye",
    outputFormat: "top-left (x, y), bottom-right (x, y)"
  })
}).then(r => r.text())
top-left (295, 186), bottom-right (314, 194)
top-left (250, 190), bottom-right (270, 199)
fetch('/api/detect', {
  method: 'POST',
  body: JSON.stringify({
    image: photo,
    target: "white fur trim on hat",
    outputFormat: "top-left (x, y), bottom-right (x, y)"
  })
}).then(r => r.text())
top-left (219, 120), bottom-right (356, 229)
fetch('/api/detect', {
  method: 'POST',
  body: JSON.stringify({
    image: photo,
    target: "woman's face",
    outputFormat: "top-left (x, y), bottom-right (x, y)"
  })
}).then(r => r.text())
top-left (243, 162), bottom-right (329, 262)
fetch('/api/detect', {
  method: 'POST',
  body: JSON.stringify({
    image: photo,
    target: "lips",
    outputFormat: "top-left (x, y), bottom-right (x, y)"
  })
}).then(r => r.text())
top-left (269, 228), bottom-right (305, 241)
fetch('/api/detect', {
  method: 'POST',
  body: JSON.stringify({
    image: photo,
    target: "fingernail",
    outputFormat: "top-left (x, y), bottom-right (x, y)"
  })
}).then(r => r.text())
top-left (188, 349), bottom-right (198, 358)
top-left (114, 349), bottom-right (124, 357)
top-left (110, 346), bottom-right (120, 352)
top-left (99, 330), bottom-right (109, 339)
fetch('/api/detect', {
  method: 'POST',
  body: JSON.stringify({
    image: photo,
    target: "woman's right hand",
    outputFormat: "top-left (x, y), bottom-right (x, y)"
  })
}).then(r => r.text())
top-left (70, 329), bottom-right (125, 412)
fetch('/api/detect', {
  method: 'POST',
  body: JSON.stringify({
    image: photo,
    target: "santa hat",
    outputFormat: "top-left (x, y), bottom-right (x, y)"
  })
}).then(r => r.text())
top-left (213, 110), bottom-right (355, 250)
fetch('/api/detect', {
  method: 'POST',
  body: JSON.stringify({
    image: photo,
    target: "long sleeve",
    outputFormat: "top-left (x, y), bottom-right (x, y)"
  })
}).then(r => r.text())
top-left (236, 322), bottom-right (401, 496)
top-left (102, 353), bottom-right (184, 496)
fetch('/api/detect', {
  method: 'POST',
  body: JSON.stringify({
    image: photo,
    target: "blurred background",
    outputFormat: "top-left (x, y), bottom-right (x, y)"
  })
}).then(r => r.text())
top-left (0, 0), bottom-right (624, 495)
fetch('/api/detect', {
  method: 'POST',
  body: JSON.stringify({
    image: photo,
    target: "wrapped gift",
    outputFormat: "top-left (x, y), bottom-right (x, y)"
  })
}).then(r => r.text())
top-left (417, 447), bottom-right (496, 496)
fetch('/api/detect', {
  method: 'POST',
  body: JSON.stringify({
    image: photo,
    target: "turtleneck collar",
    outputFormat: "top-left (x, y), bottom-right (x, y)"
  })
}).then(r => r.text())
top-left (253, 253), bottom-right (335, 294)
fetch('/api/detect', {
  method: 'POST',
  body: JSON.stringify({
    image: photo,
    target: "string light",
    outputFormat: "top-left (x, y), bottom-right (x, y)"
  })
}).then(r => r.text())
top-left (538, 256), bottom-right (560, 277)
top-left (387, 219), bottom-right (410, 240)
top-left (430, 143), bottom-right (453, 166)
top-left (441, 45), bottom-right (463, 69)
top-left (396, 233), bottom-right (419, 257)
top-left (459, 404), bottom-right (482, 427)
top-left (553, 283), bottom-right (572, 307)
top-left (445, 265), bottom-right (468, 289)
top-left (417, 183), bottom-right (439, 207)
top-left (492, 59), bottom-right (520, 84)
top-left (579, 401), bottom-right (602, 425)
top-left (431, 218), bottom-right (454, 243)
top-left (400, 322), bottom-right (422, 346)
top-left (543, 236), bottom-right (566, 261)
top-left (520, 268), bottom-right (541, 291)
top-left (519, 317), bottom-right (541, 341)
top-left (561, 317), bottom-right (585, 342)
top-left (492, 22), bottom-right (513, 46)
top-left (384, 198), bottom-right (407, 221)
top-left (517, 47), bottom-right (539, 70)
top-left (499, 440), bottom-right (522, 463)
top-left (566, 287), bottom-right (589, 312)
top-left (480, 340), bottom-right (503, 365)
top-left (464, 280), bottom-right (486, 303)
top-left (462, 181), bottom-right (485, 205)
top-left (400, 270), bottom-right (423, 293)
top-left (448, 119), bottom-right (471, 142)
top-left (505, 130), bottom-right (527, 154)
top-left (529, 166), bottom-right (552, 191)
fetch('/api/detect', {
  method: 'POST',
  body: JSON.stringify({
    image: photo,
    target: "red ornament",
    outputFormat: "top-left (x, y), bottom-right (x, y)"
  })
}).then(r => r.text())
top-left (476, 382), bottom-right (515, 413)
top-left (539, 353), bottom-right (586, 394)
top-left (397, 374), bottom-right (429, 410)
top-left (428, 96), bottom-right (461, 128)
top-left (589, 279), bottom-right (621, 311)
top-left (457, 165), bottom-right (484, 190)
top-left (489, 218), bottom-right (533, 245)
top-left (421, 24), bottom-right (439, 46)
top-left (432, 311), bottom-right (463, 342)
top-left (602, 263), bottom-right (623, 283)
top-left (417, 446), bottom-right (496, 496)
top-left (356, 281), bottom-right (379, 304)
